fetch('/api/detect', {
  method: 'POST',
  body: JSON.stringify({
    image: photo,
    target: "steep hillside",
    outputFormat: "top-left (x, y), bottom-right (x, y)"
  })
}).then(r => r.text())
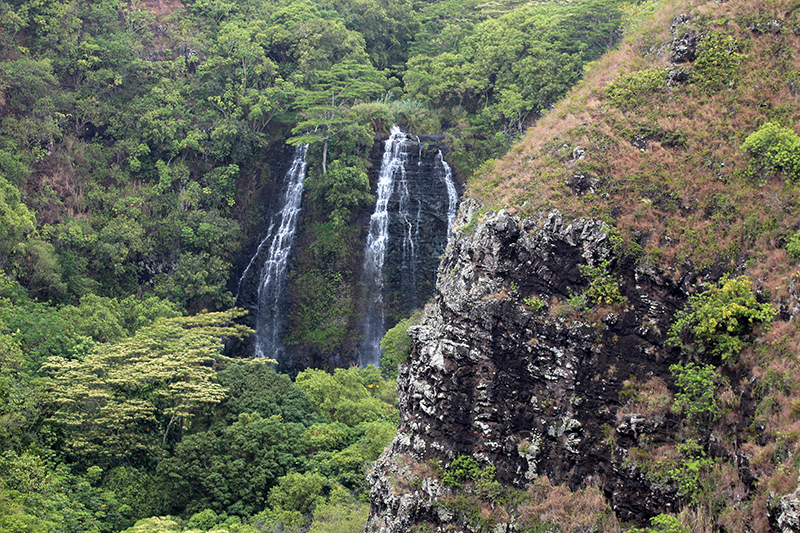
top-left (367, 0), bottom-right (800, 531)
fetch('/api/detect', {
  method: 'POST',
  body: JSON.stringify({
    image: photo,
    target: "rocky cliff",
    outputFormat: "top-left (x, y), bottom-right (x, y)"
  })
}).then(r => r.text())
top-left (366, 202), bottom-right (759, 531)
top-left (364, 0), bottom-right (800, 527)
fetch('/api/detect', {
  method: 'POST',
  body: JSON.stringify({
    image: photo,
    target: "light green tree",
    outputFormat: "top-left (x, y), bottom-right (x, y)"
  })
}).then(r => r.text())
top-left (43, 309), bottom-right (254, 467)
top-left (667, 275), bottom-right (776, 362)
top-left (294, 366), bottom-right (393, 426)
top-left (289, 59), bottom-right (385, 173)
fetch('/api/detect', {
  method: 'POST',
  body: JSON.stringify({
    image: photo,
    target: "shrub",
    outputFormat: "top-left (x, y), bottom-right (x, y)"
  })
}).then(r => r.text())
top-left (605, 67), bottom-right (668, 108)
top-left (670, 362), bottom-right (721, 430)
top-left (742, 122), bottom-right (800, 181)
top-left (692, 32), bottom-right (744, 93)
top-left (629, 513), bottom-right (691, 533)
top-left (649, 440), bottom-right (713, 503)
top-left (442, 455), bottom-right (480, 488)
top-left (787, 230), bottom-right (800, 259)
top-left (580, 260), bottom-right (625, 306)
top-left (523, 295), bottom-right (546, 312)
top-left (667, 275), bottom-right (776, 362)
top-left (379, 312), bottom-right (420, 379)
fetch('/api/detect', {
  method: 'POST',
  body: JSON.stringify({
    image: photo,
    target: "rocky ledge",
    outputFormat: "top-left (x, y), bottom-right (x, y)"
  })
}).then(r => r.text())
top-left (366, 202), bottom-right (703, 532)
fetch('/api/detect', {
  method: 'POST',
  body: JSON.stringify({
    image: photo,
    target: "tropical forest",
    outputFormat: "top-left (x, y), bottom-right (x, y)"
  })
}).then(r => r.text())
top-left (1, 0), bottom-right (800, 530)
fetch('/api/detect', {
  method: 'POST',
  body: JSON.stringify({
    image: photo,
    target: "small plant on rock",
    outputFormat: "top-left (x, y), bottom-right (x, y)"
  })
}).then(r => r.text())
top-left (670, 362), bottom-right (721, 430)
top-left (579, 260), bottom-right (625, 306)
top-left (787, 230), bottom-right (800, 260)
top-left (442, 455), bottom-right (480, 488)
top-left (667, 275), bottom-right (776, 362)
top-left (523, 295), bottom-right (546, 312)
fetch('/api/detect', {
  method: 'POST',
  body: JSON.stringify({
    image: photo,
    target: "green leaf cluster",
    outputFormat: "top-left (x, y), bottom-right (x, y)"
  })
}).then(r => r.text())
top-left (646, 439), bottom-right (713, 504)
top-left (742, 121), bottom-right (800, 182)
top-left (692, 32), bottom-right (745, 93)
top-left (670, 362), bottom-right (721, 430)
top-left (579, 260), bottom-right (625, 306)
top-left (629, 514), bottom-right (691, 533)
top-left (379, 311), bottom-right (420, 379)
top-left (787, 229), bottom-right (800, 259)
top-left (667, 275), bottom-right (776, 362)
top-left (442, 454), bottom-right (480, 488)
top-left (604, 67), bottom-right (668, 109)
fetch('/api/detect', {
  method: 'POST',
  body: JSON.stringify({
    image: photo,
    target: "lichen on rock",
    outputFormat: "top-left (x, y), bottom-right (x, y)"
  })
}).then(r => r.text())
top-left (367, 203), bottom-right (691, 531)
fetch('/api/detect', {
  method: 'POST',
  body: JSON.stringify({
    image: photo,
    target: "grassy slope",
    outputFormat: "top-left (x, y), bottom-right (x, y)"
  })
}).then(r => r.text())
top-left (467, 0), bottom-right (800, 529)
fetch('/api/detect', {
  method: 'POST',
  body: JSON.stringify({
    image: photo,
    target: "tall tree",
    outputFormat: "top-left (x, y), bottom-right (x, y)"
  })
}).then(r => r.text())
top-left (44, 309), bottom-right (254, 467)
top-left (289, 59), bottom-right (385, 173)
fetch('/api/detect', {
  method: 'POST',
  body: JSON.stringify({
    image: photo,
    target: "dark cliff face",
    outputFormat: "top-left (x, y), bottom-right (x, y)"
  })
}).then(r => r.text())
top-left (367, 202), bottom-right (708, 531)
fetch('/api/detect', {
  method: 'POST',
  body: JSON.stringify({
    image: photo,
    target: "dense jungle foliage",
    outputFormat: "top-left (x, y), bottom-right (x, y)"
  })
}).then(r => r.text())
top-left (0, 0), bottom-right (627, 530)
top-left (0, 0), bottom-right (626, 357)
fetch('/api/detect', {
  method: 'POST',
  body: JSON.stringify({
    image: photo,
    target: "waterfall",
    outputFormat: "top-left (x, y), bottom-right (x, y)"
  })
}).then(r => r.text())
top-left (360, 126), bottom-right (409, 366)
top-left (236, 144), bottom-right (308, 360)
top-left (436, 150), bottom-right (458, 242)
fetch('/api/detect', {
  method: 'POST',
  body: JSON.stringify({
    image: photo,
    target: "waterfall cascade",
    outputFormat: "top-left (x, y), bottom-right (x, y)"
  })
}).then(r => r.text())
top-left (235, 144), bottom-right (308, 360)
top-left (359, 127), bottom-right (460, 367)
top-left (235, 131), bottom-right (458, 368)
top-left (360, 126), bottom-right (409, 366)
top-left (436, 150), bottom-right (458, 243)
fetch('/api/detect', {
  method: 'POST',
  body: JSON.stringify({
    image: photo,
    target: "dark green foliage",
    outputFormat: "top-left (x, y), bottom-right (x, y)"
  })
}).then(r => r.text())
top-left (442, 455), bottom-right (480, 488)
top-left (629, 514), bottom-right (691, 533)
top-left (646, 439), bottom-right (714, 504)
top-left (0, 178), bottom-right (35, 277)
top-left (211, 361), bottom-right (321, 428)
top-left (579, 260), bottom-right (625, 306)
top-left (58, 293), bottom-right (179, 344)
top-left (404, 0), bottom-right (623, 135)
top-left (308, 160), bottom-right (373, 229)
top-left (288, 268), bottom-right (356, 350)
top-left (103, 466), bottom-right (166, 521)
top-left (158, 412), bottom-right (309, 517)
top-left (0, 330), bottom-right (50, 453)
top-left (0, 279), bottom-right (93, 369)
top-left (787, 229), bottom-right (800, 259)
top-left (0, 451), bottom-right (133, 533)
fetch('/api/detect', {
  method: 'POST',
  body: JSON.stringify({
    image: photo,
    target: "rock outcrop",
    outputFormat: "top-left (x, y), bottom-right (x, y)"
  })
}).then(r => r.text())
top-left (367, 203), bottom-right (695, 532)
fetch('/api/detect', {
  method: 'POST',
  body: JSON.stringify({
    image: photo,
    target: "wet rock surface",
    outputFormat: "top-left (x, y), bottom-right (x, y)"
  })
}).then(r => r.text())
top-left (367, 203), bottom-right (693, 532)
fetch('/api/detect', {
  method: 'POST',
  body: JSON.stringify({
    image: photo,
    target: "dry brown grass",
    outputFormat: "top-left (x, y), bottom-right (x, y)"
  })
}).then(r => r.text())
top-left (518, 476), bottom-right (621, 533)
top-left (618, 376), bottom-right (674, 418)
top-left (677, 506), bottom-right (716, 533)
top-left (472, 0), bottom-right (800, 301)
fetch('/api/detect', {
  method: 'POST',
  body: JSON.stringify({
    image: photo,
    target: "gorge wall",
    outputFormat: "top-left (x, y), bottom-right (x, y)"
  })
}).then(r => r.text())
top-left (366, 203), bottom-right (759, 531)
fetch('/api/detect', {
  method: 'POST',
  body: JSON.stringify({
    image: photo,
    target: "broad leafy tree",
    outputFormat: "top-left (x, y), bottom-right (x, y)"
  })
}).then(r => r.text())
top-left (44, 309), bottom-right (253, 468)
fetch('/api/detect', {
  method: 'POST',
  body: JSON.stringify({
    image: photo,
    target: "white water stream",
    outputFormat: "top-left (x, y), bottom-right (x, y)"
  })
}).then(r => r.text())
top-left (360, 126), bottom-right (410, 366)
top-left (236, 144), bottom-right (308, 360)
